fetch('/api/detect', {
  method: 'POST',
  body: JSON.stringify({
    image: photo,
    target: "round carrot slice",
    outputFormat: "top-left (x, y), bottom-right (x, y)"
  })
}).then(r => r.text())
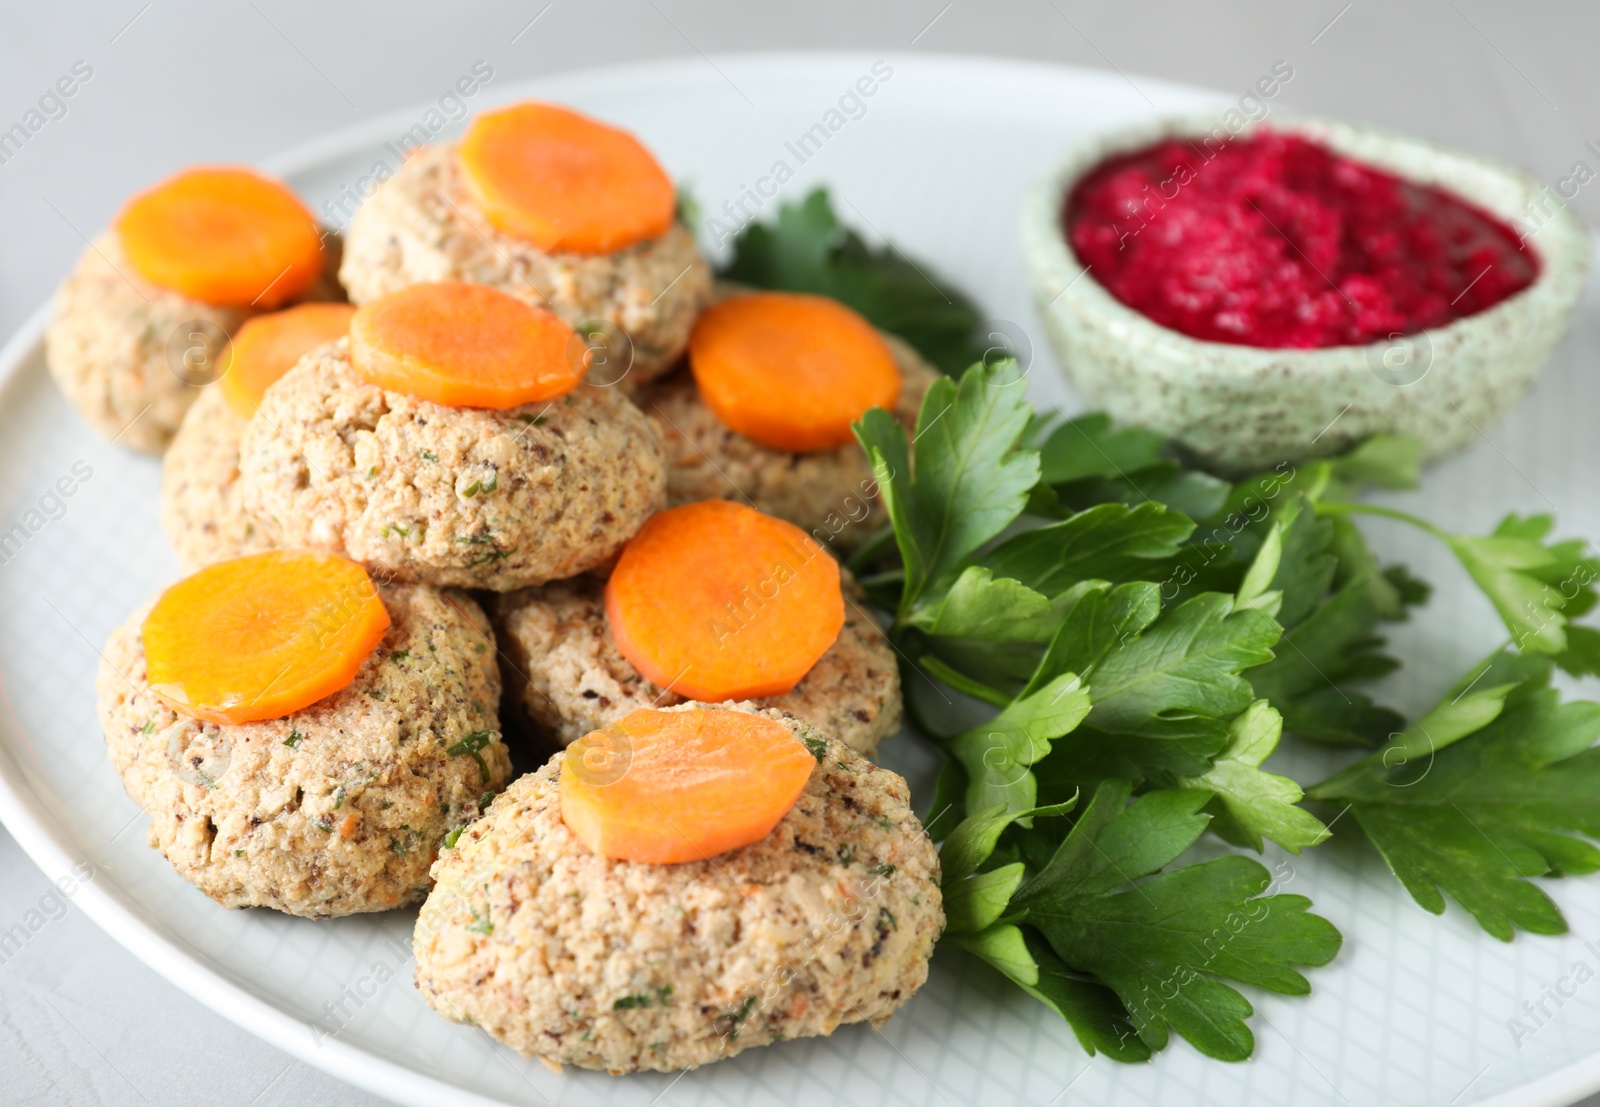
top-left (561, 707), bottom-right (816, 863)
top-left (142, 550), bottom-right (391, 725)
top-left (604, 500), bottom-right (844, 702)
top-left (688, 292), bottom-right (903, 452)
top-left (220, 302), bottom-right (356, 417)
top-left (349, 280), bottom-right (580, 409)
top-left (456, 101), bottom-right (676, 254)
top-left (115, 167), bottom-right (324, 308)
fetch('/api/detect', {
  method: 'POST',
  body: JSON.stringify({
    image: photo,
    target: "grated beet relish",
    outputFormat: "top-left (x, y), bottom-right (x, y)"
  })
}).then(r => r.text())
top-left (1064, 131), bottom-right (1538, 349)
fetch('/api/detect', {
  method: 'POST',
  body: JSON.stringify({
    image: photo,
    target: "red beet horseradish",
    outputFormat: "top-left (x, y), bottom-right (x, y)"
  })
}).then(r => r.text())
top-left (1065, 131), bottom-right (1538, 349)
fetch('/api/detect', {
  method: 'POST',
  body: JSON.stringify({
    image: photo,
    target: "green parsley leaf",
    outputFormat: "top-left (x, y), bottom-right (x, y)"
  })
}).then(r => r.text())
top-left (1228, 498), bottom-right (1411, 748)
top-left (1175, 701), bottom-right (1330, 854)
top-left (939, 798), bottom-right (1153, 1061)
top-left (948, 674), bottom-right (1090, 817)
top-left (906, 566), bottom-right (1056, 641)
top-left (1257, 498), bottom-right (1338, 627)
top-left (940, 799), bottom-right (1077, 904)
top-left (1017, 585), bottom-right (1283, 790)
top-left (1308, 654), bottom-right (1600, 940)
top-left (947, 862), bottom-right (1026, 935)
top-left (1231, 516), bottom-right (1286, 619)
top-left (1448, 515), bottom-right (1597, 655)
top-left (1036, 413), bottom-right (1167, 486)
top-left (1055, 458), bottom-right (1232, 523)
top-left (1081, 593), bottom-right (1279, 745)
top-left (1012, 781), bottom-right (1342, 1061)
top-left (1324, 433), bottom-right (1421, 494)
top-left (942, 922), bottom-right (1151, 1062)
top-left (981, 501), bottom-right (1195, 597)
top-left (923, 757), bottom-right (968, 841)
top-left (1317, 505), bottom-right (1598, 657)
top-left (1021, 581), bottom-right (1161, 696)
top-left (854, 359), bottom-right (1038, 622)
top-left (1018, 930), bottom-right (1153, 1061)
top-left (1554, 625), bottom-right (1600, 678)
top-left (1248, 578), bottom-right (1405, 747)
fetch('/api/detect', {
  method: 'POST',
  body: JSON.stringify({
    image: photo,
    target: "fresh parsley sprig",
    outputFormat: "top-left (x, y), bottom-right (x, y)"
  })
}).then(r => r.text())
top-left (855, 360), bottom-right (1600, 1056)
top-left (1307, 652), bottom-right (1600, 939)
top-left (1314, 503), bottom-right (1599, 657)
top-left (730, 190), bottom-right (1600, 1065)
top-left (943, 782), bottom-right (1341, 1062)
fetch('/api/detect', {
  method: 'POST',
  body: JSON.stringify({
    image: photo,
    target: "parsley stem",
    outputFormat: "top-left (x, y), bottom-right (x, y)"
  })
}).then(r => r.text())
top-left (918, 655), bottom-right (1011, 707)
top-left (1314, 500), bottom-right (1452, 541)
top-left (1307, 643), bottom-right (1514, 801)
top-left (900, 660), bottom-right (961, 742)
top-left (843, 524), bottom-right (897, 575)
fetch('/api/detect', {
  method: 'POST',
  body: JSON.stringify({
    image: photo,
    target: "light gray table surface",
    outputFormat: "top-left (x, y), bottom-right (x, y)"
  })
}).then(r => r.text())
top-left (2, 2), bottom-right (1599, 1103)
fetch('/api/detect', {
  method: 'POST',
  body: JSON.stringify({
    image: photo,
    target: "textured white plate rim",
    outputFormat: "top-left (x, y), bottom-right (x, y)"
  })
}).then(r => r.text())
top-left (1, 48), bottom-right (1598, 1107)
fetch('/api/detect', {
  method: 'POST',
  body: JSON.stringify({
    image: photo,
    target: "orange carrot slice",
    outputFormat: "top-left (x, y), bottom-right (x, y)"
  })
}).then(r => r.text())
top-left (115, 167), bottom-right (324, 308)
top-left (604, 500), bottom-right (844, 701)
top-left (349, 280), bottom-right (581, 409)
top-left (456, 101), bottom-right (676, 254)
top-left (688, 292), bottom-right (903, 452)
top-left (142, 550), bottom-right (390, 725)
top-left (561, 707), bottom-right (815, 863)
top-left (220, 302), bottom-right (356, 417)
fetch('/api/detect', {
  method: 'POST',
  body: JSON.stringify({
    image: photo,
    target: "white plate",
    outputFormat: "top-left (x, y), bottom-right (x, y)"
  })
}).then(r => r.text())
top-left (2, 50), bottom-right (1599, 1107)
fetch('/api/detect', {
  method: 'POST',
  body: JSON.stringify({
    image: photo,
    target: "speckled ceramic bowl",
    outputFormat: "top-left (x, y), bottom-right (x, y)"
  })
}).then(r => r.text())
top-left (1022, 113), bottom-right (1592, 471)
